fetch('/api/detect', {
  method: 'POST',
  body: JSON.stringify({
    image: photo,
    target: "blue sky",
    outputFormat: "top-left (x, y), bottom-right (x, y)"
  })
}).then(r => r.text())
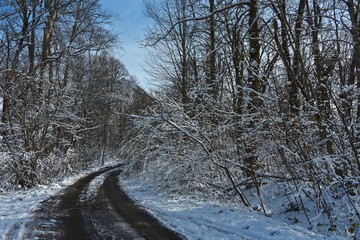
top-left (99, 0), bottom-right (151, 88)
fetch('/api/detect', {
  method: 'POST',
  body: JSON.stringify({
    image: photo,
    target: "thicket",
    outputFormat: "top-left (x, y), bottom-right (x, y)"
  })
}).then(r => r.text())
top-left (0, 0), bottom-right (150, 189)
top-left (119, 0), bottom-right (360, 237)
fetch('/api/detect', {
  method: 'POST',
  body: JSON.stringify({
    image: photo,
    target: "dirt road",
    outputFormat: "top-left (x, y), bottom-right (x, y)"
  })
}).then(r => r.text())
top-left (22, 165), bottom-right (183, 239)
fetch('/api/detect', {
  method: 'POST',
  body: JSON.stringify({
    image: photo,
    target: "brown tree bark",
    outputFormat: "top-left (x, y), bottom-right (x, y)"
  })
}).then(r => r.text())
top-left (40, 0), bottom-right (61, 88)
top-left (306, 0), bottom-right (334, 154)
top-left (345, 0), bottom-right (360, 170)
top-left (206, 0), bottom-right (218, 99)
top-left (244, 0), bottom-right (261, 176)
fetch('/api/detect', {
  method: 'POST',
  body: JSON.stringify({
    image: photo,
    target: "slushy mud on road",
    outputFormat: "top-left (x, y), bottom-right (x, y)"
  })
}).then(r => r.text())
top-left (13, 165), bottom-right (182, 240)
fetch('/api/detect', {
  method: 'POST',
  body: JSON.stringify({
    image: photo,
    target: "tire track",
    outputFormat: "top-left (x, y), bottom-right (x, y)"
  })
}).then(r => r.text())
top-left (20, 164), bottom-right (182, 239)
top-left (59, 165), bottom-right (123, 239)
top-left (102, 170), bottom-right (183, 240)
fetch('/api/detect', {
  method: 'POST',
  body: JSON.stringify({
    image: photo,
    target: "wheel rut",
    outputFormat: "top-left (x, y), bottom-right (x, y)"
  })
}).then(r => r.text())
top-left (20, 164), bottom-right (182, 240)
top-left (102, 170), bottom-right (182, 240)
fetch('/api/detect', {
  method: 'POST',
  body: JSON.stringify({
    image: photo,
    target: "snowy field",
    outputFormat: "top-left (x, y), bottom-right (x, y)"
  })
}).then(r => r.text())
top-left (0, 162), bottom-right (352, 240)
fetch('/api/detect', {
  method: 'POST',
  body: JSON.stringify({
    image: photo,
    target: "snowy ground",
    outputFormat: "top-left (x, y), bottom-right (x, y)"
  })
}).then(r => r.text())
top-left (120, 179), bottom-right (348, 240)
top-left (0, 162), bottom-right (352, 240)
top-left (0, 161), bottom-right (117, 239)
top-left (0, 176), bottom-right (74, 239)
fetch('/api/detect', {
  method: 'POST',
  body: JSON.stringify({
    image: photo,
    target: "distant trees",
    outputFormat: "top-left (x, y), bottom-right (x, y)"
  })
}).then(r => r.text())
top-left (0, 0), bottom-right (148, 188)
top-left (121, 0), bottom-right (360, 233)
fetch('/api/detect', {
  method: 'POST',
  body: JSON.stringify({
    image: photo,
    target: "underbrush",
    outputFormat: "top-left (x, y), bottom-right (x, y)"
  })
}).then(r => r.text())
top-left (120, 154), bottom-right (359, 239)
top-left (0, 147), bottom-right (103, 192)
top-left (118, 115), bottom-right (360, 239)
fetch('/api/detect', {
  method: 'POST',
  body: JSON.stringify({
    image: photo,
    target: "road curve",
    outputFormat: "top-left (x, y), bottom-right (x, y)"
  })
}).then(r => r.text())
top-left (20, 165), bottom-right (183, 240)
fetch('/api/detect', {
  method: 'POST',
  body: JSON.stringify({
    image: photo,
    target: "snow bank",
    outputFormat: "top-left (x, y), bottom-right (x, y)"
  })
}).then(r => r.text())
top-left (119, 178), bottom-right (345, 240)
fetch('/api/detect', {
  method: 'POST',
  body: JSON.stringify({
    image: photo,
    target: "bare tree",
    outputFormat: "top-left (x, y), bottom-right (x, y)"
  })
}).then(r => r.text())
top-left (127, 1), bottom-right (360, 227)
top-left (0, 0), bottom-right (136, 187)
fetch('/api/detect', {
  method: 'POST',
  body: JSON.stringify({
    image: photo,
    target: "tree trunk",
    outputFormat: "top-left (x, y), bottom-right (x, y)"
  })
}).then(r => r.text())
top-left (244, 0), bottom-right (261, 177)
top-left (306, 0), bottom-right (334, 154)
top-left (40, 0), bottom-right (60, 89)
top-left (180, 0), bottom-right (189, 112)
top-left (207, 0), bottom-right (217, 99)
top-left (346, 0), bottom-right (360, 170)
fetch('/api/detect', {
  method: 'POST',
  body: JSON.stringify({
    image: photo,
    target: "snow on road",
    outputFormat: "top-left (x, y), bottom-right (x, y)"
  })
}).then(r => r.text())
top-left (0, 162), bottom-right (349, 240)
top-left (0, 162), bottom-right (114, 239)
top-left (0, 176), bottom-right (76, 239)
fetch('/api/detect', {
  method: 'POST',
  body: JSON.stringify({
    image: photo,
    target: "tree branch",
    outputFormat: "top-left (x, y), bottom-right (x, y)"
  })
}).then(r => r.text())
top-left (145, 1), bottom-right (249, 47)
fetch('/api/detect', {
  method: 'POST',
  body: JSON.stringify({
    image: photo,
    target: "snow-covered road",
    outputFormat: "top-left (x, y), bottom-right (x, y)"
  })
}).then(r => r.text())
top-left (0, 162), bottom-right (348, 239)
top-left (1, 164), bottom-right (180, 239)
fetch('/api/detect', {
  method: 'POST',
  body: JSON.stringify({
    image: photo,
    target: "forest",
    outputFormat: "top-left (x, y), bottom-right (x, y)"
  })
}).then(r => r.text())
top-left (0, 0), bottom-right (152, 187)
top-left (1, 0), bottom-right (360, 238)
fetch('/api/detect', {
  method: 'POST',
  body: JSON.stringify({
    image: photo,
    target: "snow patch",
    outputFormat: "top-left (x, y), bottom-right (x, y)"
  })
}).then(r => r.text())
top-left (0, 159), bottom-right (120, 239)
top-left (119, 178), bottom-right (345, 240)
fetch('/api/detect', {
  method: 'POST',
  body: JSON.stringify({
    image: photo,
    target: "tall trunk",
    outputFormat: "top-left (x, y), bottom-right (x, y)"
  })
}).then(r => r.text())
top-left (62, 1), bottom-right (83, 89)
top-left (28, 2), bottom-right (36, 77)
top-left (272, 1), bottom-right (300, 116)
top-left (225, 10), bottom-right (244, 155)
top-left (232, 27), bottom-right (244, 116)
top-left (292, 0), bottom-right (306, 114)
top-left (306, 0), bottom-right (334, 154)
top-left (180, 0), bottom-right (189, 112)
top-left (244, 0), bottom-right (261, 176)
top-left (248, 0), bottom-right (261, 109)
top-left (27, 0), bottom-right (39, 100)
top-left (346, 0), bottom-right (360, 170)
top-left (207, 0), bottom-right (217, 99)
top-left (278, 1), bottom-right (296, 115)
top-left (2, 0), bottom-right (29, 130)
top-left (40, 0), bottom-right (60, 89)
